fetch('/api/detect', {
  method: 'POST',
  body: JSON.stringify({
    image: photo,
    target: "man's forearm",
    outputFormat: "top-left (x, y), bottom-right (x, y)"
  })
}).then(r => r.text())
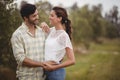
top-left (22, 58), bottom-right (43, 67)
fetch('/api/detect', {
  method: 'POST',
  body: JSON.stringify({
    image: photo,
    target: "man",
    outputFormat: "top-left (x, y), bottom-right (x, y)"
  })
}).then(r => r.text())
top-left (11, 3), bottom-right (46, 80)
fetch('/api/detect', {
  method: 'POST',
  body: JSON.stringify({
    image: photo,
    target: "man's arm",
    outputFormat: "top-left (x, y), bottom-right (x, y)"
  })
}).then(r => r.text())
top-left (11, 33), bottom-right (43, 67)
top-left (22, 58), bottom-right (43, 67)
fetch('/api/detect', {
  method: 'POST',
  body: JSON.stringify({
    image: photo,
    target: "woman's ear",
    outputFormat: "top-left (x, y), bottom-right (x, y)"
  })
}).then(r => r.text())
top-left (58, 17), bottom-right (62, 22)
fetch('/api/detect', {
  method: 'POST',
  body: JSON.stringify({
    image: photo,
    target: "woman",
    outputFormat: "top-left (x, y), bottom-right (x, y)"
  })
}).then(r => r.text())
top-left (43, 6), bottom-right (75, 80)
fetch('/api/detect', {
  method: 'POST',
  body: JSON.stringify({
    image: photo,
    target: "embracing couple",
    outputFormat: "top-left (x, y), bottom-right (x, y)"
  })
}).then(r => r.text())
top-left (11, 3), bottom-right (75, 80)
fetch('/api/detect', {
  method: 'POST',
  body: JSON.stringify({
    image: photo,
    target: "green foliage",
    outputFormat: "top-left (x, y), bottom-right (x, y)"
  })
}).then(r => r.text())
top-left (69, 4), bottom-right (119, 45)
top-left (0, 0), bottom-right (22, 70)
top-left (36, 1), bottom-right (52, 25)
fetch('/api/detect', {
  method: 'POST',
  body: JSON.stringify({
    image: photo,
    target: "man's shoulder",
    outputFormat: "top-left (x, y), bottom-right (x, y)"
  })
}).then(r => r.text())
top-left (12, 24), bottom-right (24, 37)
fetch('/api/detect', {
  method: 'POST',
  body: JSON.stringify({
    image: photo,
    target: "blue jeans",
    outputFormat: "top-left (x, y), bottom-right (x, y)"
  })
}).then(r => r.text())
top-left (45, 68), bottom-right (65, 80)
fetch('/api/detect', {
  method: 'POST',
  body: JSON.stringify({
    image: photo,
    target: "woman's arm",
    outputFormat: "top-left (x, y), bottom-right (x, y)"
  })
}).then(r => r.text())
top-left (43, 47), bottom-right (75, 71)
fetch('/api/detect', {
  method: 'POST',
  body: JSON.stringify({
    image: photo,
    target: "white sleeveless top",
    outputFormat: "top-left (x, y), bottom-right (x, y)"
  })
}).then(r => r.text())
top-left (45, 27), bottom-right (73, 63)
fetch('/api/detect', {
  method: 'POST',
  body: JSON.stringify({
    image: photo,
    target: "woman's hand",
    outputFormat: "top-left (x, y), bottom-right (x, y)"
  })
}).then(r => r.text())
top-left (43, 63), bottom-right (56, 71)
top-left (42, 61), bottom-right (58, 71)
top-left (40, 22), bottom-right (50, 33)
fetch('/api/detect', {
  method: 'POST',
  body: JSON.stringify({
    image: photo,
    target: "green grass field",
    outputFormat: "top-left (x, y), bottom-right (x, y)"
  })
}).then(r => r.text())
top-left (65, 39), bottom-right (120, 80)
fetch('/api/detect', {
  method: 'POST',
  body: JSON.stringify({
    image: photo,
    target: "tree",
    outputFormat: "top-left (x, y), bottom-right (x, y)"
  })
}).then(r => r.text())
top-left (111, 6), bottom-right (119, 23)
top-left (105, 6), bottom-right (120, 38)
top-left (0, 0), bottom-right (22, 70)
top-left (36, 1), bottom-right (52, 26)
top-left (70, 4), bottom-right (103, 43)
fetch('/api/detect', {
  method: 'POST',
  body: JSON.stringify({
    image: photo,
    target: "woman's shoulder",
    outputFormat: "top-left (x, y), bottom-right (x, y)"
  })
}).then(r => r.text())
top-left (60, 31), bottom-right (69, 37)
top-left (57, 31), bottom-right (70, 42)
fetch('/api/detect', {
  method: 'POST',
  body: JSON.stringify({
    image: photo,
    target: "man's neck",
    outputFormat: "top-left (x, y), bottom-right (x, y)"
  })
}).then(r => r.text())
top-left (25, 21), bottom-right (35, 29)
top-left (25, 21), bottom-right (36, 37)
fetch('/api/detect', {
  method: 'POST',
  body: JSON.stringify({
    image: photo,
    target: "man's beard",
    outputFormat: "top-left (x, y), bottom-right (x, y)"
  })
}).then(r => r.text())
top-left (28, 19), bottom-right (39, 25)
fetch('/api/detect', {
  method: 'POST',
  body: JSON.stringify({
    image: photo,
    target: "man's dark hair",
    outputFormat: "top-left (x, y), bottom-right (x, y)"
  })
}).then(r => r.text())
top-left (20, 3), bottom-right (36, 19)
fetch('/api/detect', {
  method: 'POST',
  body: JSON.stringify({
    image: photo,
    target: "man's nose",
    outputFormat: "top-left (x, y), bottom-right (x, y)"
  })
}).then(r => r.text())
top-left (36, 15), bottom-right (39, 19)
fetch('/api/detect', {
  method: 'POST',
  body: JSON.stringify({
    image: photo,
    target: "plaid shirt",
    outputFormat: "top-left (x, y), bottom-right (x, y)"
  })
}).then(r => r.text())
top-left (11, 23), bottom-right (46, 80)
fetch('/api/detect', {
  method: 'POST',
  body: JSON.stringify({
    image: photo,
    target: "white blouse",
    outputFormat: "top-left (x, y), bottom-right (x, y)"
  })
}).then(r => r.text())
top-left (45, 27), bottom-right (73, 63)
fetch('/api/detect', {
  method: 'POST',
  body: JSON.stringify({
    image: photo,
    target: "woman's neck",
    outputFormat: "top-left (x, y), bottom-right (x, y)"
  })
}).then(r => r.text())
top-left (55, 23), bottom-right (65, 30)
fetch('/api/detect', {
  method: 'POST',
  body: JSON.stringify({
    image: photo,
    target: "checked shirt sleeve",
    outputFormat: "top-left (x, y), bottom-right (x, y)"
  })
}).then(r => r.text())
top-left (11, 32), bottom-right (25, 66)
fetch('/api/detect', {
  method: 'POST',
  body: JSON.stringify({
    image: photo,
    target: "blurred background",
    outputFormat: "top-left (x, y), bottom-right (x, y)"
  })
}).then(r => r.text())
top-left (0, 0), bottom-right (120, 80)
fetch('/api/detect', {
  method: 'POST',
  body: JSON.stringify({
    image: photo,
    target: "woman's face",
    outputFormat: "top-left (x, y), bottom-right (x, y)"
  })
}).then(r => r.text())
top-left (49, 10), bottom-right (60, 26)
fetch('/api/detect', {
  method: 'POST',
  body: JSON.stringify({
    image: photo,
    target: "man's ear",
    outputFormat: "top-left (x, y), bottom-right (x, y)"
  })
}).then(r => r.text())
top-left (24, 17), bottom-right (28, 21)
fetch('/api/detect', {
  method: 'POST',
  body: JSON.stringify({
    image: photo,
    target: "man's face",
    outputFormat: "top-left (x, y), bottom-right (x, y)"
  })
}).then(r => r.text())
top-left (26, 10), bottom-right (39, 25)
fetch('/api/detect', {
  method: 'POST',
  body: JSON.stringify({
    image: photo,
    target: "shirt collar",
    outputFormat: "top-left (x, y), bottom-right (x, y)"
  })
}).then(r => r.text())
top-left (21, 22), bottom-right (39, 31)
top-left (21, 22), bottom-right (40, 37)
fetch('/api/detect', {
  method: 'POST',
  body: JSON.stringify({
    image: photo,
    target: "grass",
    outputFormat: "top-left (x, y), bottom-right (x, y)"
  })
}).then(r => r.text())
top-left (65, 39), bottom-right (120, 80)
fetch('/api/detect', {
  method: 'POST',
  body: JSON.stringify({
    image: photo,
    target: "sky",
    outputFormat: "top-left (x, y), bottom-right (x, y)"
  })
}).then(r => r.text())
top-left (15, 0), bottom-right (120, 16)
